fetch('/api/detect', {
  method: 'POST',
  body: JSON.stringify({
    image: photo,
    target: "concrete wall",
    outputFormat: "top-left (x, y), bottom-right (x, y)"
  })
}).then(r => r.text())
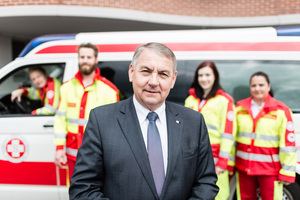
top-left (0, 36), bottom-right (12, 68)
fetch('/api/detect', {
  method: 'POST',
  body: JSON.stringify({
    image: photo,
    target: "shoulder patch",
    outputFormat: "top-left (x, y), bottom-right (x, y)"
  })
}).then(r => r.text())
top-left (227, 111), bottom-right (234, 121)
top-left (286, 121), bottom-right (294, 132)
top-left (287, 133), bottom-right (295, 142)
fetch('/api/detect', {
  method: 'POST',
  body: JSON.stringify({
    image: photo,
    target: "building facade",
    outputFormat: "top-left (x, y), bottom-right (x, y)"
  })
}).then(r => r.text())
top-left (1, 0), bottom-right (300, 67)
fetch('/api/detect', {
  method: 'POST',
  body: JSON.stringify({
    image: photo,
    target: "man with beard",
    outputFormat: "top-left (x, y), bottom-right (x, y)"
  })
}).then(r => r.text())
top-left (53, 43), bottom-right (119, 186)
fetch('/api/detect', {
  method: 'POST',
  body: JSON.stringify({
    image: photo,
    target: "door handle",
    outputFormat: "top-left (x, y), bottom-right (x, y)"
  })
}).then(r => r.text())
top-left (43, 124), bottom-right (54, 128)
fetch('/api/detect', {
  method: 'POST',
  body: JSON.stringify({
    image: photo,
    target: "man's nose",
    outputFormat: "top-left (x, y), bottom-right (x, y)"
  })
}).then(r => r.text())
top-left (83, 57), bottom-right (88, 62)
top-left (148, 73), bottom-right (159, 85)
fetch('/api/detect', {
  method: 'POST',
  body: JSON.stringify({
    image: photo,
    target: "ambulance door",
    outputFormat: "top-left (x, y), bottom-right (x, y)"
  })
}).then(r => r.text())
top-left (0, 61), bottom-right (72, 200)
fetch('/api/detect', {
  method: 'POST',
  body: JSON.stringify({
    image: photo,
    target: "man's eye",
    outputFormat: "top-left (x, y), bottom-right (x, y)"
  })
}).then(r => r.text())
top-left (141, 70), bottom-right (150, 74)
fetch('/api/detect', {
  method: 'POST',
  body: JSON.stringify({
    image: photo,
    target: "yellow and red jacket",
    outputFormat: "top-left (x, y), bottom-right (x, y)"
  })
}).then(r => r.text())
top-left (54, 68), bottom-right (119, 161)
top-left (184, 88), bottom-right (236, 171)
top-left (235, 94), bottom-right (296, 182)
top-left (21, 77), bottom-right (61, 115)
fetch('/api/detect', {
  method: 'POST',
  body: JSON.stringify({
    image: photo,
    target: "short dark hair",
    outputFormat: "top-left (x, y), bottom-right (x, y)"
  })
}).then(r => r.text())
top-left (190, 61), bottom-right (222, 100)
top-left (250, 71), bottom-right (274, 97)
top-left (28, 66), bottom-right (47, 76)
top-left (77, 43), bottom-right (98, 58)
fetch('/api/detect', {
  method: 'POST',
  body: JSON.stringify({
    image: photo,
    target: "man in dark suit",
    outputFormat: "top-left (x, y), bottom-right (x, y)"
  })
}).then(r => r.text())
top-left (69, 42), bottom-right (219, 200)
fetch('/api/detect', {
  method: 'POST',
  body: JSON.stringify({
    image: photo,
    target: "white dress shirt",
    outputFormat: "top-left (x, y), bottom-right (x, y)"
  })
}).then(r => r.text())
top-left (251, 99), bottom-right (265, 118)
top-left (133, 95), bottom-right (168, 175)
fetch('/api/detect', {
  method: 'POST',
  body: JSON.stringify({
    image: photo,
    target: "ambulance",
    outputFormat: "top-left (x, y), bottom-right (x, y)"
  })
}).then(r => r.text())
top-left (0, 27), bottom-right (300, 200)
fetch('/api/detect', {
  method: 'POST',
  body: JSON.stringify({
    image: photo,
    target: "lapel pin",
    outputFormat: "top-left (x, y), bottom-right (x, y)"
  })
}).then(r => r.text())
top-left (176, 120), bottom-right (180, 124)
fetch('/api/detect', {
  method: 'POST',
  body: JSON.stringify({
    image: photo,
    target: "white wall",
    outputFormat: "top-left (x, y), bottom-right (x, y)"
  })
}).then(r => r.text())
top-left (0, 36), bottom-right (12, 68)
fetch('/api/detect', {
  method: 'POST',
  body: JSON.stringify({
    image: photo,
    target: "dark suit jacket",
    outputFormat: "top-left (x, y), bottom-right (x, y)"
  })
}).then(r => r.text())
top-left (69, 97), bottom-right (219, 200)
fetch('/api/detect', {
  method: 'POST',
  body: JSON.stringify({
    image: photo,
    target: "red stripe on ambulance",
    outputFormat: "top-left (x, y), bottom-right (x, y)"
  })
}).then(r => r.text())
top-left (35, 42), bottom-right (300, 54)
top-left (0, 160), bottom-right (66, 186)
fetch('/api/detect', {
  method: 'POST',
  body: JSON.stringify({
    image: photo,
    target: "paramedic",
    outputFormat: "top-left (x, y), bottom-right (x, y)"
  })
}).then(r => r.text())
top-left (235, 71), bottom-right (296, 200)
top-left (184, 61), bottom-right (236, 200)
top-left (11, 66), bottom-right (61, 115)
top-left (53, 43), bottom-right (119, 186)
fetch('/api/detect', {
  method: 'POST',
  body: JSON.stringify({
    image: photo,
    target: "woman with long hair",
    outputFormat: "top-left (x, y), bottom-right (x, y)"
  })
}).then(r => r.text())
top-left (185, 61), bottom-right (236, 200)
top-left (235, 71), bottom-right (296, 199)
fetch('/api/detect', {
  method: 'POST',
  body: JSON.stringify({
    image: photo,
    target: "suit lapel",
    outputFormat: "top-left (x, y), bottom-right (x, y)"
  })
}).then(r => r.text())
top-left (117, 97), bottom-right (158, 199)
top-left (160, 102), bottom-right (183, 199)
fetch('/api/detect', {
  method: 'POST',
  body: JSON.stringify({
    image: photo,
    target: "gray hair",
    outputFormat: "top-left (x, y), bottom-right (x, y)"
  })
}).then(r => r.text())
top-left (131, 42), bottom-right (177, 74)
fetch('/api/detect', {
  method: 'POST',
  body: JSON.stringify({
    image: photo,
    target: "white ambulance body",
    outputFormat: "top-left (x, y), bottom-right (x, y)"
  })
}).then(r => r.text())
top-left (0, 27), bottom-right (300, 199)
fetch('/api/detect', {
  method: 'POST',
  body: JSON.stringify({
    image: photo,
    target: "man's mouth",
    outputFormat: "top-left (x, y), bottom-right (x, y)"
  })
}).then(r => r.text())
top-left (146, 90), bottom-right (158, 94)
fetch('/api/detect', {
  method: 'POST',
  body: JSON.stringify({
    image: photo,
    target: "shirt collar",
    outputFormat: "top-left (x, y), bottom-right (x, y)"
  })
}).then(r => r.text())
top-left (133, 95), bottom-right (165, 125)
top-left (74, 67), bottom-right (101, 87)
top-left (251, 99), bottom-right (265, 108)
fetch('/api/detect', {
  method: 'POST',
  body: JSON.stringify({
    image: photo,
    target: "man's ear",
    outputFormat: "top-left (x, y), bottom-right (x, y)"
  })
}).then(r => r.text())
top-left (171, 71), bottom-right (178, 89)
top-left (128, 63), bottom-right (134, 82)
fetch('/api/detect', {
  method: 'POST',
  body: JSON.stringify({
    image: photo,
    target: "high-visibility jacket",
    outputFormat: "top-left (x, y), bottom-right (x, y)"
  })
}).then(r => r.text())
top-left (54, 68), bottom-right (119, 161)
top-left (21, 77), bottom-right (61, 115)
top-left (184, 88), bottom-right (236, 170)
top-left (235, 94), bottom-right (296, 183)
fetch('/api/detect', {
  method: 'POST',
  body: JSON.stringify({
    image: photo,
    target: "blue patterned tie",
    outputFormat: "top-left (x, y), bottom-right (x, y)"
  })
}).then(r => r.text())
top-left (147, 112), bottom-right (165, 197)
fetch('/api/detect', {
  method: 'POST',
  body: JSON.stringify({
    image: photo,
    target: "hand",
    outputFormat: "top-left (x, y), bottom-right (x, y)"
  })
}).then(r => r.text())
top-left (11, 89), bottom-right (24, 102)
top-left (215, 166), bottom-right (226, 175)
top-left (54, 149), bottom-right (67, 168)
top-left (278, 180), bottom-right (292, 186)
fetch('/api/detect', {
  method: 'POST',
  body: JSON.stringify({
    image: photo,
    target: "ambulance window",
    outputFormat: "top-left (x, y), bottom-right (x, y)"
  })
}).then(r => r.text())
top-left (185, 60), bottom-right (300, 112)
top-left (97, 61), bottom-right (133, 99)
top-left (0, 63), bottom-right (65, 115)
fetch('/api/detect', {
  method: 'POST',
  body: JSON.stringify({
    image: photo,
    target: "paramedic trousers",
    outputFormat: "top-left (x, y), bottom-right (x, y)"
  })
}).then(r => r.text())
top-left (215, 170), bottom-right (230, 200)
top-left (236, 170), bottom-right (283, 200)
top-left (67, 159), bottom-right (76, 187)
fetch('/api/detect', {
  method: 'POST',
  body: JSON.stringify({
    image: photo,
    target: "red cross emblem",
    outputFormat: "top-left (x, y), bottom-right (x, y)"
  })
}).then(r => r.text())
top-left (6, 138), bottom-right (26, 159)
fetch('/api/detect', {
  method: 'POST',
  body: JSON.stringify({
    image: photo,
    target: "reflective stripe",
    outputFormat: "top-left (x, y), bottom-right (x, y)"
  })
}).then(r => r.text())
top-left (54, 133), bottom-right (67, 139)
top-left (229, 156), bottom-right (235, 162)
top-left (219, 151), bottom-right (230, 158)
top-left (281, 164), bottom-right (296, 172)
top-left (67, 118), bottom-right (88, 126)
top-left (280, 146), bottom-right (297, 153)
top-left (29, 88), bottom-right (39, 100)
top-left (206, 124), bottom-right (217, 130)
top-left (66, 148), bottom-right (77, 157)
top-left (238, 132), bottom-right (252, 138)
top-left (56, 110), bottom-right (66, 117)
top-left (259, 134), bottom-right (279, 142)
top-left (221, 133), bottom-right (234, 140)
top-left (238, 132), bottom-right (279, 141)
top-left (236, 150), bottom-right (279, 162)
top-left (214, 158), bottom-right (218, 164)
top-left (45, 103), bottom-right (56, 113)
